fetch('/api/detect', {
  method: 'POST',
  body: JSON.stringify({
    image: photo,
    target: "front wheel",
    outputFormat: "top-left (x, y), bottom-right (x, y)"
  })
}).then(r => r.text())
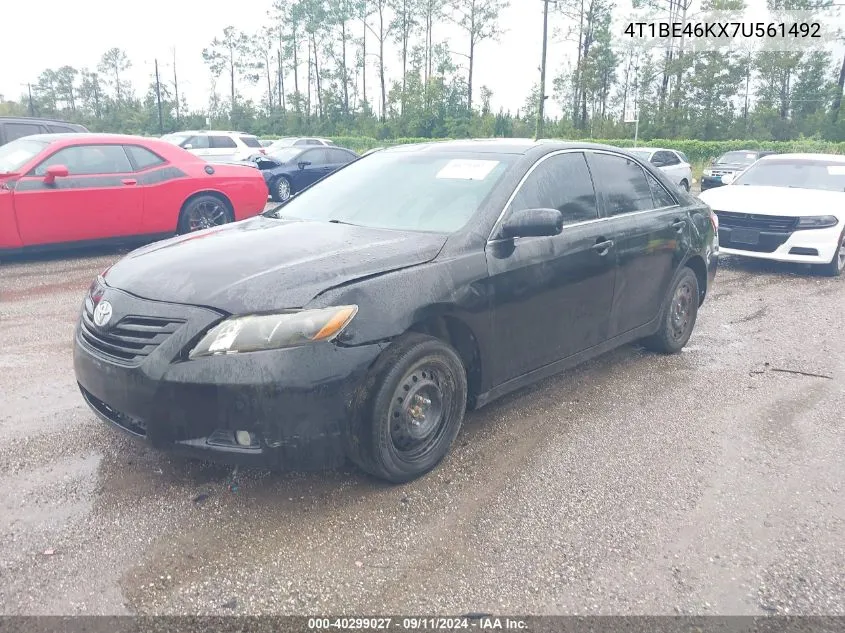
top-left (815, 228), bottom-right (845, 277)
top-left (347, 334), bottom-right (468, 483)
top-left (271, 176), bottom-right (292, 202)
top-left (642, 267), bottom-right (700, 354)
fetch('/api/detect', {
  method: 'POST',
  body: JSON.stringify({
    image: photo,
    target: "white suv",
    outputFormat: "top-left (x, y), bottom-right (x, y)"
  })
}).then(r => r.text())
top-left (628, 147), bottom-right (694, 192)
top-left (161, 131), bottom-right (264, 162)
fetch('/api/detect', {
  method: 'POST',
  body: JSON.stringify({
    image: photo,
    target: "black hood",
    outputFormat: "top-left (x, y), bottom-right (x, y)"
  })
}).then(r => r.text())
top-left (103, 215), bottom-right (447, 314)
top-left (711, 162), bottom-right (753, 171)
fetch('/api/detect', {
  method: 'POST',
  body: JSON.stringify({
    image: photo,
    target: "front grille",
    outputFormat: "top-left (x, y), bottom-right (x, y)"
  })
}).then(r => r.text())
top-left (80, 386), bottom-right (147, 437)
top-left (80, 302), bottom-right (184, 363)
top-left (715, 211), bottom-right (798, 232)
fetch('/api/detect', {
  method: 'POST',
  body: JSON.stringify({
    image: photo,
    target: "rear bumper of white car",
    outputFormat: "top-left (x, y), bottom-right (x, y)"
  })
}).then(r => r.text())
top-left (718, 223), bottom-right (840, 264)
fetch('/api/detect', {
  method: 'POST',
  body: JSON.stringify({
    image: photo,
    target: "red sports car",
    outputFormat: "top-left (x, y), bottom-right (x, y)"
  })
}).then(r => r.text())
top-left (0, 133), bottom-right (269, 253)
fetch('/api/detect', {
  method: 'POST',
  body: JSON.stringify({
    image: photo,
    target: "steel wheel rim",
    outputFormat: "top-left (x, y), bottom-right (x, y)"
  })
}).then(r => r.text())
top-left (389, 361), bottom-right (453, 462)
top-left (670, 280), bottom-right (694, 341)
top-left (277, 179), bottom-right (290, 201)
top-left (187, 200), bottom-right (227, 232)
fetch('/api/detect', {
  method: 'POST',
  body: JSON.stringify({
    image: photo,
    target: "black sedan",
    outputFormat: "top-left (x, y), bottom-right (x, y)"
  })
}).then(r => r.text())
top-left (250, 146), bottom-right (359, 201)
top-left (74, 140), bottom-right (718, 483)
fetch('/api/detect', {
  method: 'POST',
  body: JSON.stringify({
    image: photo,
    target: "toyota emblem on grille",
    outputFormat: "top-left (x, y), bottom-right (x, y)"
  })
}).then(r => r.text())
top-left (93, 300), bottom-right (113, 327)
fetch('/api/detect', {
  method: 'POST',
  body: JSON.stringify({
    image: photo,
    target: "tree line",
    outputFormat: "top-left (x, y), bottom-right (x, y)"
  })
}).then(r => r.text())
top-left (4, 0), bottom-right (845, 142)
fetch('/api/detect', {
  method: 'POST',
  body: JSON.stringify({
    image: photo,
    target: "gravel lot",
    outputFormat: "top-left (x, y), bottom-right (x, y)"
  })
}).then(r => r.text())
top-left (1, 243), bottom-right (843, 616)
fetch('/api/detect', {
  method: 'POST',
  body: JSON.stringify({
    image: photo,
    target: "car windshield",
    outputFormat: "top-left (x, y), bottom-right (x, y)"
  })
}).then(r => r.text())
top-left (717, 151), bottom-right (758, 165)
top-left (270, 138), bottom-right (297, 149)
top-left (0, 138), bottom-right (49, 173)
top-left (266, 151), bottom-right (516, 233)
top-left (733, 159), bottom-right (845, 192)
top-left (268, 148), bottom-right (306, 163)
top-left (161, 134), bottom-right (191, 147)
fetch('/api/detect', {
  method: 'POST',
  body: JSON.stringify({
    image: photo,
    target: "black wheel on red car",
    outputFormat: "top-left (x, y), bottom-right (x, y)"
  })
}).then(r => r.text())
top-left (178, 194), bottom-right (233, 234)
top-left (642, 267), bottom-right (699, 354)
top-left (271, 176), bottom-right (292, 202)
top-left (816, 227), bottom-right (845, 277)
top-left (348, 333), bottom-right (467, 483)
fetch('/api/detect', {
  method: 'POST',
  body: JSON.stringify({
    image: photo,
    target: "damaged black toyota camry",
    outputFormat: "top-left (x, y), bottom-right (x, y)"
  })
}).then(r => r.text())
top-left (74, 139), bottom-right (718, 483)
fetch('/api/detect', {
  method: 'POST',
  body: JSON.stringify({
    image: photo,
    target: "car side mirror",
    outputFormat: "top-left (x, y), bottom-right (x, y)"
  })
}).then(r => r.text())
top-left (500, 208), bottom-right (564, 239)
top-left (721, 173), bottom-right (736, 185)
top-left (44, 164), bottom-right (69, 184)
top-left (298, 161), bottom-right (312, 170)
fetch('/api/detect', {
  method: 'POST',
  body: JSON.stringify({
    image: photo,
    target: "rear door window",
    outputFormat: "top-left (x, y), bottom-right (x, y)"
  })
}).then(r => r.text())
top-left (210, 135), bottom-right (238, 149)
top-left (4, 122), bottom-right (45, 142)
top-left (588, 152), bottom-right (655, 216)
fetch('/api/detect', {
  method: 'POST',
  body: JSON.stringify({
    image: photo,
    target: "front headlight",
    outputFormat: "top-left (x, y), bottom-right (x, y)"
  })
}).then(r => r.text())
top-left (188, 305), bottom-right (358, 359)
top-left (796, 215), bottom-right (838, 229)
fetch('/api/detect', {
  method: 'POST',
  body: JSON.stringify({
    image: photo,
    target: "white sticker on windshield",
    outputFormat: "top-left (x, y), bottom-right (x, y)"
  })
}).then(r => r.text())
top-left (827, 166), bottom-right (845, 175)
top-left (436, 159), bottom-right (499, 180)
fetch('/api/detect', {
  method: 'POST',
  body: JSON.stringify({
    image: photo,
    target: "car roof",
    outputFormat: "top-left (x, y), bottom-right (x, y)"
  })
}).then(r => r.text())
top-left (0, 115), bottom-right (85, 126)
top-left (20, 133), bottom-right (160, 143)
top-left (757, 152), bottom-right (845, 163)
top-left (169, 130), bottom-right (256, 136)
top-left (379, 138), bottom-right (630, 155)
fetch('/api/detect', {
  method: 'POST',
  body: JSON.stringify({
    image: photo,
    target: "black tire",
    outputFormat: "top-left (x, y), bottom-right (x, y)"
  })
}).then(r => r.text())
top-left (815, 227), bottom-right (845, 277)
top-left (346, 333), bottom-right (468, 484)
top-left (680, 179), bottom-right (690, 192)
top-left (270, 176), bottom-right (292, 202)
top-left (177, 194), bottom-right (233, 234)
top-left (642, 267), bottom-right (699, 354)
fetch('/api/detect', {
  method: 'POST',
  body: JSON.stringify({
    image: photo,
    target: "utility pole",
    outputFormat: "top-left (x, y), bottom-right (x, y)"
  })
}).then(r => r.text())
top-left (172, 48), bottom-right (180, 125)
top-left (154, 59), bottom-right (164, 135)
top-left (535, 0), bottom-right (551, 140)
top-left (27, 83), bottom-right (35, 116)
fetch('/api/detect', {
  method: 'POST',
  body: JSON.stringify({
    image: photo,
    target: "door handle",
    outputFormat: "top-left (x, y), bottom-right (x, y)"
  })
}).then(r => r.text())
top-left (671, 220), bottom-right (686, 232)
top-left (121, 179), bottom-right (137, 186)
top-left (592, 239), bottom-right (614, 255)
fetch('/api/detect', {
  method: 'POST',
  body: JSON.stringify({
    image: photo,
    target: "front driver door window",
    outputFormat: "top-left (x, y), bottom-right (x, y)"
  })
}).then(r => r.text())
top-left (485, 151), bottom-right (616, 385)
top-left (16, 144), bottom-right (144, 245)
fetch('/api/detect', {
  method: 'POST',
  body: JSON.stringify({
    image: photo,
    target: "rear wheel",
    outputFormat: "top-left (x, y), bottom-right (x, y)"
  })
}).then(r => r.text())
top-left (815, 228), bottom-right (845, 277)
top-left (177, 194), bottom-right (233, 234)
top-left (346, 334), bottom-right (468, 483)
top-left (642, 267), bottom-right (699, 354)
top-left (271, 176), bottom-right (292, 202)
top-left (680, 179), bottom-right (690, 192)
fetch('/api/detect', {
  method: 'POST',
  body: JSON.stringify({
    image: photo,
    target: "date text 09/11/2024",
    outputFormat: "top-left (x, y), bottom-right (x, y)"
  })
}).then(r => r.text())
top-left (623, 21), bottom-right (822, 39)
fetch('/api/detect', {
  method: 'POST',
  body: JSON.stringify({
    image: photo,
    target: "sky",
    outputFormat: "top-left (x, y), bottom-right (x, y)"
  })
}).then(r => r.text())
top-left (0, 0), bottom-right (566, 118)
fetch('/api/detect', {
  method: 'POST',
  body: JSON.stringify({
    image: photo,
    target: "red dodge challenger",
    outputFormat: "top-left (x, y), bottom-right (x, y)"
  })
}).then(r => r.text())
top-left (0, 133), bottom-right (269, 253)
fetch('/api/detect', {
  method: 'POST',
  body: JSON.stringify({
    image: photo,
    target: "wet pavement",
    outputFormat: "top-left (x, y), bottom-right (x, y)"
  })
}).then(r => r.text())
top-left (1, 248), bottom-right (843, 616)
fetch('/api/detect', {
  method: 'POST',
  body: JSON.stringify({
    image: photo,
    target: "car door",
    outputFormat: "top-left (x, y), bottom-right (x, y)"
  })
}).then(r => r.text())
top-left (295, 148), bottom-right (331, 188)
top-left (661, 150), bottom-right (687, 185)
top-left (12, 143), bottom-right (144, 246)
top-left (182, 134), bottom-right (210, 158)
top-left (208, 135), bottom-right (239, 162)
top-left (585, 150), bottom-right (690, 338)
top-left (485, 151), bottom-right (616, 385)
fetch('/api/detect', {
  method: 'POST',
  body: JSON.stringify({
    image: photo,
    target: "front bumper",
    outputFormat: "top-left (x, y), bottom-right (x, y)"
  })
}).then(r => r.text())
top-left (73, 288), bottom-right (385, 470)
top-left (718, 224), bottom-right (840, 264)
top-left (700, 176), bottom-right (726, 191)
